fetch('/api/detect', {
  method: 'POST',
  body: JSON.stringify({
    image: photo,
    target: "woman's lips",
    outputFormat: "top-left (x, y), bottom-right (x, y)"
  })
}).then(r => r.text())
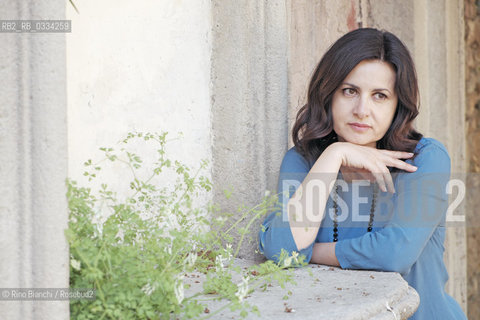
top-left (348, 122), bottom-right (371, 132)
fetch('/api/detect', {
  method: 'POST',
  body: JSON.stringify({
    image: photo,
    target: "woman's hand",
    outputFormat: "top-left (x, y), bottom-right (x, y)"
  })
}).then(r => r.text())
top-left (325, 142), bottom-right (417, 193)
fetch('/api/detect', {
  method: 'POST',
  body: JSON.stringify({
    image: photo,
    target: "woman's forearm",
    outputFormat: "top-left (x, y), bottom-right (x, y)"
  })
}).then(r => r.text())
top-left (288, 144), bottom-right (342, 250)
top-left (310, 242), bottom-right (340, 266)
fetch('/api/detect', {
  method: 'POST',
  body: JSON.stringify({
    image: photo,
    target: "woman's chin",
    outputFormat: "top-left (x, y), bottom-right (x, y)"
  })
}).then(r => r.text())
top-left (343, 138), bottom-right (377, 148)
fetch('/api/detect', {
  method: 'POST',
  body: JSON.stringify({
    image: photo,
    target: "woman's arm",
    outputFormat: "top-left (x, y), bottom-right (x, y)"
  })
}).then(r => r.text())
top-left (287, 145), bottom-right (342, 250)
top-left (331, 141), bottom-right (450, 274)
top-left (311, 242), bottom-right (340, 266)
top-left (259, 142), bottom-right (416, 264)
top-left (258, 148), bottom-right (314, 263)
top-left (288, 143), bottom-right (417, 251)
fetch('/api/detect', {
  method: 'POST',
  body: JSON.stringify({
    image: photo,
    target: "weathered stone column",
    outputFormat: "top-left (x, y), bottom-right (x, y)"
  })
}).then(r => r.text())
top-left (412, 0), bottom-right (467, 310)
top-left (465, 0), bottom-right (480, 319)
top-left (0, 1), bottom-right (69, 319)
top-left (211, 0), bottom-right (289, 259)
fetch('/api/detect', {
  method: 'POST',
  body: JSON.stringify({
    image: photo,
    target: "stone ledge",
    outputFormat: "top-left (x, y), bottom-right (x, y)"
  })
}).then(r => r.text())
top-left (184, 259), bottom-right (419, 319)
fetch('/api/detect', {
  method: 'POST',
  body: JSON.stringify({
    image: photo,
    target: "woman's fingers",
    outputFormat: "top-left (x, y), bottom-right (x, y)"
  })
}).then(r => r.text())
top-left (339, 144), bottom-right (417, 193)
top-left (373, 162), bottom-right (395, 193)
top-left (363, 160), bottom-right (389, 193)
top-left (378, 153), bottom-right (418, 172)
top-left (375, 149), bottom-right (417, 171)
top-left (371, 171), bottom-right (387, 193)
top-left (374, 150), bottom-right (417, 192)
top-left (382, 168), bottom-right (395, 193)
top-left (391, 158), bottom-right (417, 172)
top-left (377, 150), bottom-right (414, 159)
top-left (366, 154), bottom-right (398, 193)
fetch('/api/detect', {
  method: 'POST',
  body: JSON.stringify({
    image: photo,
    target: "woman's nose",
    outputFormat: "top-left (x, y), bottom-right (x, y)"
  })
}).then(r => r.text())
top-left (353, 95), bottom-right (370, 118)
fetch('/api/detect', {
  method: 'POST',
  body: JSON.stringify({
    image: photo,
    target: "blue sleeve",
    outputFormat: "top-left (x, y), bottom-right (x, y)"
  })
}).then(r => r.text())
top-left (335, 140), bottom-right (451, 275)
top-left (258, 147), bottom-right (315, 264)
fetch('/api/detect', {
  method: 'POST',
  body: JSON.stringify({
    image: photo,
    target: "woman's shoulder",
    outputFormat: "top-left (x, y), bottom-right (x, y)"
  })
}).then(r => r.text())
top-left (414, 137), bottom-right (448, 154)
top-left (411, 137), bottom-right (451, 172)
top-left (280, 146), bottom-right (312, 173)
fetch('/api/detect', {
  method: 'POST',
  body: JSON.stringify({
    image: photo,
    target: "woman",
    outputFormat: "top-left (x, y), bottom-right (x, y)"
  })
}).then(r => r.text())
top-left (258, 28), bottom-right (466, 319)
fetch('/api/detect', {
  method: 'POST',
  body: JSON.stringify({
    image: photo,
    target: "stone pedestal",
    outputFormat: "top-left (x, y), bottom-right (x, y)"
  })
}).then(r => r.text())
top-left (184, 259), bottom-right (419, 319)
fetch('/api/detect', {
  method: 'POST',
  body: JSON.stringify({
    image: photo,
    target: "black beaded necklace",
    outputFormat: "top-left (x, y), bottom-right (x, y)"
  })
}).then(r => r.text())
top-left (332, 182), bottom-right (378, 242)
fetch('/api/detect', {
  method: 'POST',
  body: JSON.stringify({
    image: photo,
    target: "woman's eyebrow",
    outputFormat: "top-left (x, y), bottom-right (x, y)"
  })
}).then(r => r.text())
top-left (342, 82), bottom-right (392, 94)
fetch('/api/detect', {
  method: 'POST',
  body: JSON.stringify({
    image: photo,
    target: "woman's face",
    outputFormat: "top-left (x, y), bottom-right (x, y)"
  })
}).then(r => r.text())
top-left (331, 59), bottom-right (398, 148)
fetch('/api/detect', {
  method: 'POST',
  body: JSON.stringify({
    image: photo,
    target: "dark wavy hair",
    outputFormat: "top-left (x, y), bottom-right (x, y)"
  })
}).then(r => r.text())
top-left (292, 28), bottom-right (422, 165)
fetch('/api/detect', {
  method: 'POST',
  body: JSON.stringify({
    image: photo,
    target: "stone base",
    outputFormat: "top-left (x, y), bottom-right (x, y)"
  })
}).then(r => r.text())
top-left (184, 259), bottom-right (419, 319)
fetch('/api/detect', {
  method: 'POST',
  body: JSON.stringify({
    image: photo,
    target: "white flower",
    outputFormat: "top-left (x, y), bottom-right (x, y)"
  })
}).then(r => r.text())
top-left (223, 246), bottom-right (233, 261)
top-left (215, 255), bottom-right (227, 272)
top-left (70, 259), bottom-right (81, 271)
top-left (134, 232), bottom-right (145, 246)
top-left (174, 275), bottom-right (184, 304)
top-left (291, 251), bottom-right (299, 264)
top-left (142, 283), bottom-right (156, 296)
top-left (283, 256), bottom-right (292, 268)
top-left (115, 228), bottom-right (124, 242)
top-left (283, 251), bottom-right (299, 267)
top-left (185, 252), bottom-right (197, 268)
top-left (235, 276), bottom-right (250, 302)
top-left (264, 190), bottom-right (271, 197)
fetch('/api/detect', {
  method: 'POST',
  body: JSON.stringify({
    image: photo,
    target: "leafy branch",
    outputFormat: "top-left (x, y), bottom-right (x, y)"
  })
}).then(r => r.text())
top-left (67, 132), bottom-right (305, 319)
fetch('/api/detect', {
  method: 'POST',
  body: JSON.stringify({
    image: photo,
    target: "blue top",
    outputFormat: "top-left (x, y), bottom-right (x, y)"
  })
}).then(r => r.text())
top-left (258, 137), bottom-right (466, 320)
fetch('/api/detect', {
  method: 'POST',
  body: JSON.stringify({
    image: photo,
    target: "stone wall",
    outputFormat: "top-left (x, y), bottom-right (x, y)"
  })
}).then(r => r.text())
top-left (211, 0), bottom-right (289, 260)
top-left (0, 1), bottom-right (69, 319)
top-left (66, 0), bottom-right (213, 193)
top-left (465, 0), bottom-right (480, 319)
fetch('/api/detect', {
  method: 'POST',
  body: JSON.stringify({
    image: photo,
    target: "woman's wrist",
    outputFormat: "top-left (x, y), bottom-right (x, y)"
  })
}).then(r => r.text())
top-left (317, 142), bottom-right (344, 169)
top-left (311, 242), bottom-right (340, 266)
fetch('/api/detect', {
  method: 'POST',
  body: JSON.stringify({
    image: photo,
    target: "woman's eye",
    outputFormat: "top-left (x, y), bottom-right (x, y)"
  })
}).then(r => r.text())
top-left (343, 88), bottom-right (356, 96)
top-left (374, 92), bottom-right (387, 100)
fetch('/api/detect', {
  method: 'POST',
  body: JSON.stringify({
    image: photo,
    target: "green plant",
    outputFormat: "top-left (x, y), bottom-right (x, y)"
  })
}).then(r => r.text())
top-left (66, 132), bottom-right (306, 319)
top-left (69, 0), bottom-right (79, 13)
